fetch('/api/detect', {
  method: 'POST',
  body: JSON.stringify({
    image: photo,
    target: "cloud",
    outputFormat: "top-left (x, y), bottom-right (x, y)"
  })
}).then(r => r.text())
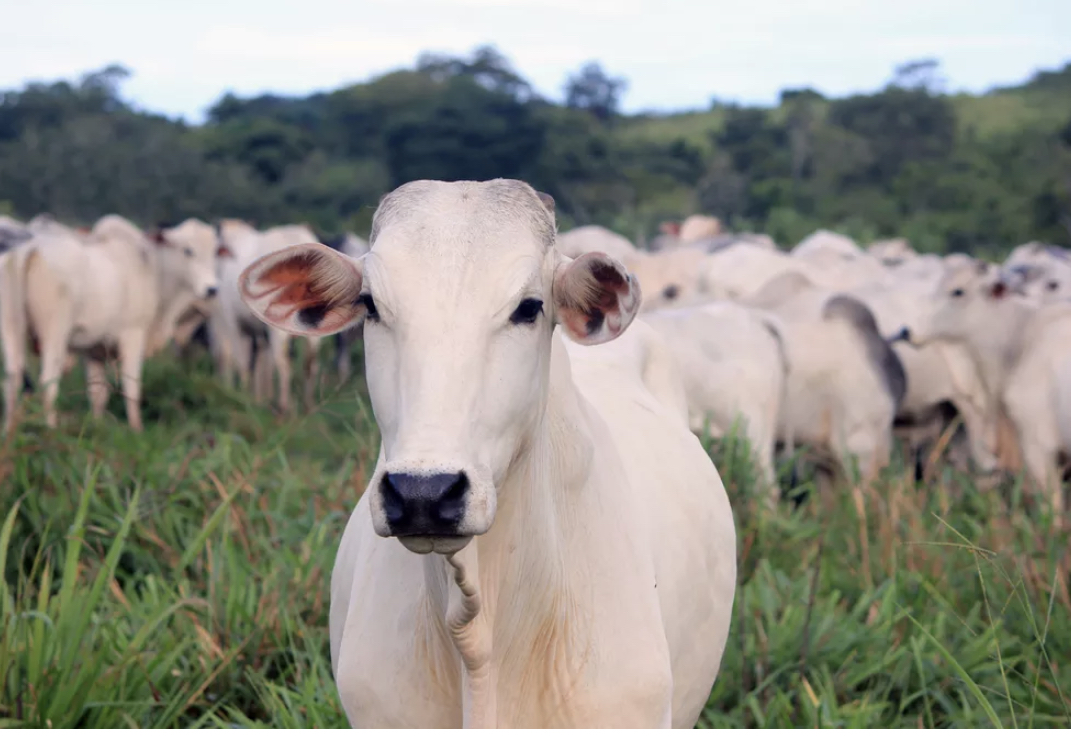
top-left (196, 26), bottom-right (483, 65)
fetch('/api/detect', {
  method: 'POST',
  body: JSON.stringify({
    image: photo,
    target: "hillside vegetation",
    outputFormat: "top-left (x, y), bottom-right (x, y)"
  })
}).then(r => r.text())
top-left (0, 49), bottom-right (1069, 253)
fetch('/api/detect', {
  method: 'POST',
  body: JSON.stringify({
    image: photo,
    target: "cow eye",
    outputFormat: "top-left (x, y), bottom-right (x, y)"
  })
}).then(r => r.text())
top-left (1047, 280), bottom-right (1059, 292)
top-left (183, 247), bottom-right (194, 257)
top-left (510, 298), bottom-right (543, 325)
top-left (358, 293), bottom-right (379, 322)
top-left (950, 288), bottom-right (964, 298)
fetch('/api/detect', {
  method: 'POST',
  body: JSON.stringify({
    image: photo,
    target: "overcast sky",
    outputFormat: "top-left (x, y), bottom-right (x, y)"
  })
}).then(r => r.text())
top-left (1, 0), bottom-right (1068, 122)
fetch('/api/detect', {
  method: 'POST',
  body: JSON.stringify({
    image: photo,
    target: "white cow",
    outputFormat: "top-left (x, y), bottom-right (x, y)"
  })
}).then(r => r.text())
top-left (1001, 242), bottom-right (1071, 306)
top-left (625, 246), bottom-right (711, 311)
top-left (867, 238), bottom-right (916, 265)
top-left (678, 214), bottom-right (722, 244)
top-left (238, 179), bottom-right (737, 727)
top-left (554, 224), bottom-right (640, 263)
top-left (792, 229), bottom-right (863, 263)
top-left (210, 220), bottom-right (324, 412)
top-left (147, 219), bottom-right (230, 356)
top-left (742, 277), bottom-right (905, 483)
top-left (1, 214), bottom-right (222, 431)
top-left (640, 302), bottom-right (787, 498)
top-left (910, 263), bottom-right (1071, 513)
top-left (756, 268), bottom-right (1001, 474)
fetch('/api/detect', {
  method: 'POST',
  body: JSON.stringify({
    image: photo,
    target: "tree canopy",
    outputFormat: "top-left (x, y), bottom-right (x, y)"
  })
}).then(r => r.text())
top-left (0, 49), bottom-right (1068, 253)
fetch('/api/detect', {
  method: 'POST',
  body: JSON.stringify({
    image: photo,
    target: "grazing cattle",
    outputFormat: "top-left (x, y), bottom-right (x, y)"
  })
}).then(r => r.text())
top-left (1001, 242), bottom-right (1071, 305)
top-left (743, 276), bottom-right (905, 484)
top-left (625, 245), bottom-right (711, 311)
top-left (145, 219), bottom-right (228, 356)
top-left (554, 224), bottom-right (640, 263)
top-left (753, 270), bottom-right (999, 475)
top-left (868, 238), bottom-right (916, 265)
top-left (910, 263), bottom-right (1071, 513)
top-left (640, 302), bottom-right (787, 499)
top-left (0, 218), bottom-right (32, 257)
top-left (678, 214), bottom-right (722, 244)
top-left (648, 220), bottom-right (682, 251)
top-left (696, 243), bottom-right (814, 300)
top-left (238, 179), bottom-right (737, 727)
top-left (210, 220), bottom-right (324, 412)
top-left (792, 229), bottom-right (863, 263)
top-left (1, 214), bottom-right (219, 431)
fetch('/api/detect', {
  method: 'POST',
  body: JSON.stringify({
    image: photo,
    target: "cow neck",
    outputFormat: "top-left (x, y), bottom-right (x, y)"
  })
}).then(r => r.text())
top-left (423, 333), bottom-right (598, 728)
top-left (970, 298), bottom-right (1036, 398)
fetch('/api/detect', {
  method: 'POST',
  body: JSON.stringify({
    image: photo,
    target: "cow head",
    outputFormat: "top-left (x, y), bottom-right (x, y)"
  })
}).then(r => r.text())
top-left (238, 179), bottom-right (640, 555)
top-left (153, 219), bottom-right (224, 299)
top-left (910, 259), bottom-right (1009, 347)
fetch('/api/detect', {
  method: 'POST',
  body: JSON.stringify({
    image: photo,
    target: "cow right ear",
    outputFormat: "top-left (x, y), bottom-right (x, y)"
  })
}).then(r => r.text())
top-left (239, 242), bottom-right (367, 336)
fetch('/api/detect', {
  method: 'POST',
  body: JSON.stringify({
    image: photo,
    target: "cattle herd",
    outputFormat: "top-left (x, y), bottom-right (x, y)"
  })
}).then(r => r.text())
top-left (0, 178), bottom-right (1068, 726)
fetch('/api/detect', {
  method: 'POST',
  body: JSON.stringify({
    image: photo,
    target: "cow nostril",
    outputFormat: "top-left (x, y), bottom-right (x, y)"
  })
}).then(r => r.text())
top-left (205, 286), bottom-right (219, 298)
top-left (381, 473), bottom-right (406, 525)
top-left (435, 473), bottom-right (469, 523)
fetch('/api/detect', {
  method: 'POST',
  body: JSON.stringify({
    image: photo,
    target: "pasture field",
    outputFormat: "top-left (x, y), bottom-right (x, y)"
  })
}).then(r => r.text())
top-left (0, 347), bottom-right (1069, 728)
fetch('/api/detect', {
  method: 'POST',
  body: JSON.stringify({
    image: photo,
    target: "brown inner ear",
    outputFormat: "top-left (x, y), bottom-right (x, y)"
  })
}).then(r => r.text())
top-left (258, 252), bottom-right (326, 317)
top-left (564, 261), bottom-right (628, 336)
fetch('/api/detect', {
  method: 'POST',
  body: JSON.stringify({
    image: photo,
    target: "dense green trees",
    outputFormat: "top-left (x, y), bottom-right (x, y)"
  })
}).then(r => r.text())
top-left (0, 48), bottom-right (1068, 252)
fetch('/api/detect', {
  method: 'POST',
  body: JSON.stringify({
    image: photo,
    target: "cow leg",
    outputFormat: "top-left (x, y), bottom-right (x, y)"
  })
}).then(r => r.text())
top-left (1, 295), bottom-right (30, 431)
top-left (2, 350), bottom-right (26, 433)
top-left (251, 337), bottom-right (274, 404)
top-left (302, 337), bottom-right (321, 410)
top-left (85, 357), bottom-right (110, 420)
top-left (117, 329), bottom-right (146, 432)
top-left (37, 326), bottom-right (72, 430)
top-left (747, 419), bottom-right (778, 508)
top-left (269, 330), bottom-right (292, 414)
top-left (1020, 439), bottom-right (1062, 516)
top-left (335, 330), bottom-right (355, 385)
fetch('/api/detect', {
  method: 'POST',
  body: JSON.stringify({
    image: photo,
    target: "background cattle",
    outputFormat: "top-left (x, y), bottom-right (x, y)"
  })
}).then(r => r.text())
top-left (1, 214), bottom-right (226, 431)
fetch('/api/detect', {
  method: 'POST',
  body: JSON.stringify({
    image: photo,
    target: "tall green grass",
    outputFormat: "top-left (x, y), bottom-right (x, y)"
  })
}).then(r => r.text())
top-left (1, 354), bottom-right (1068, 727)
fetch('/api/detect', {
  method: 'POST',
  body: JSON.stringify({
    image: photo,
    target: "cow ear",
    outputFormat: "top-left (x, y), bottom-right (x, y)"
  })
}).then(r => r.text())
top-left (553, 251), bottom-right (641, 345)
top-left (536, 191), bottom-right (555, 214)
top-left (216, 243), bottom-right (235, 259)
top-left (239, 242), bottom-right (366, 336)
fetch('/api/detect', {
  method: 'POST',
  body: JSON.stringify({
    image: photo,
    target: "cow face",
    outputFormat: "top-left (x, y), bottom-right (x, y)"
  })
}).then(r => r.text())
top-left (911, 259), bottom-right (1008, 347)
top-left (238, 179), bottom-right (640, 555)
top-left (154, 219), bottom-right (224, 299)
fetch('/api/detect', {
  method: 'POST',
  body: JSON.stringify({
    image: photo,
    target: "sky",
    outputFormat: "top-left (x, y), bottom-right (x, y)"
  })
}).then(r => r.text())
top-left (1, 0), bottom-right (1068, 123)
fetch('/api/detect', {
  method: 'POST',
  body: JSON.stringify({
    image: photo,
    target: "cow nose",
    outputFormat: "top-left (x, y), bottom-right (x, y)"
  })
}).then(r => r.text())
top-left (205, 286), bottom-right (218, 298)
top-left (380, 472), bottom-right (469, 536)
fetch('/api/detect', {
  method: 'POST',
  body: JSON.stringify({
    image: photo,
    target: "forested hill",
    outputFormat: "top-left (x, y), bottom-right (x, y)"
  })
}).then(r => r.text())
top-left (1, 48), bottom-right (1069, 254)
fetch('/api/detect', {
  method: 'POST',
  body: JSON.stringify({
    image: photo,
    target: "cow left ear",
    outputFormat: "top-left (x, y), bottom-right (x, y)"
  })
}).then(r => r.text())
top-left (553, 251), bottom-right (641, 345)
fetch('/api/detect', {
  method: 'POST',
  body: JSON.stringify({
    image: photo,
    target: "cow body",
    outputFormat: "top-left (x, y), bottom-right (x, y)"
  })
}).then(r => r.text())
top-left (1, 215), bottom-right (220, 431)
top-left (237, 179), bottom-right (737, 727)
top-left (641, 302), bottom-right (787, 496)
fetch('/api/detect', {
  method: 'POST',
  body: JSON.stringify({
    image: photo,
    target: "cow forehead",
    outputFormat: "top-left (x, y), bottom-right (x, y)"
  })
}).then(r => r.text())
top-left (168, 219), bottom-right (217, 254)
top-left (370, 179), bottom-right (554, 256)
top-left (366, 242), bottom-right (548, 314)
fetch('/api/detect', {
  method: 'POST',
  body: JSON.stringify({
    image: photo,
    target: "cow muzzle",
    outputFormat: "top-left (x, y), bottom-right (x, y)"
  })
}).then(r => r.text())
top-left (368, 455), bottom-right (497, 553)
